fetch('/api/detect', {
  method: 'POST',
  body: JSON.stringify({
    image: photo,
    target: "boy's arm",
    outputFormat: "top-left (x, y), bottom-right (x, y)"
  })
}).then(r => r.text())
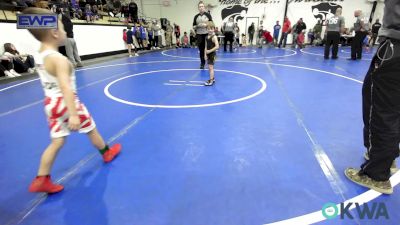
top-left (204, 38), bottom-right (208, 59)
top-left (46, 55), bottom-right (80, 130)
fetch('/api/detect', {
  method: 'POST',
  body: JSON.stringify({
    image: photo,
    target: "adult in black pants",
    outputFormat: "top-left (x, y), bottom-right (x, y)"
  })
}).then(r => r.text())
top-left (350, 10), bottom-right (367, 60)
top-left (345, 0), bottom-right (400, 195)
top-left (222, 17), bottom-right (235, 52)
top-left (248, 22), bottom-right (255, 46)
top-left (193, 1), bottom-right (212, 69)
top-left (324, 8), bottom-right (345, 59)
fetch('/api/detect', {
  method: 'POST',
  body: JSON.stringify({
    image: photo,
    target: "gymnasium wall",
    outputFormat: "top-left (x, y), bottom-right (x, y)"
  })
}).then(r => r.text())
top-left (0, 22), bottom-right (127, 57)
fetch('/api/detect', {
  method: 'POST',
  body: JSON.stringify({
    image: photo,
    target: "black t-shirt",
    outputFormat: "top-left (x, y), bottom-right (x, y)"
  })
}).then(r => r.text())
top-left (61, 14), bottom-right (74, 38)
top-left (372, 22), bottom-right (382, 34)
top-left (206, 34), bottom-right (216, 53)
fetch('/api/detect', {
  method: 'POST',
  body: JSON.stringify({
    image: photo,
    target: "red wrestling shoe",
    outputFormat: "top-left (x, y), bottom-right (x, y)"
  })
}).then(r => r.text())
top-left (103, 144), bottom-right (121, 163)
top-left (29, 175), bottom-right (64, 193)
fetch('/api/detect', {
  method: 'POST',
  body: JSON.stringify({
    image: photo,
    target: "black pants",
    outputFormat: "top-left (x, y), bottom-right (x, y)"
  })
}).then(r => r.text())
top-left (224, 32), bottom-right (234, 52)
top-left (351, 31), bottom-right (367, 59)
top-left (278, 32), bottom-right (288, 48)
top-left (0, 59), bottom-right (13, 77)
top-left (190, 37), bottom-right (196, 47)
top-left (324, 31), bottom-right (340, 58)
top-left (370, 33), bottom-right (378, 46)
top-left (361, 39), bottom-right (400, 181)
top-left (13, 55), bottom-right (35, 73)
top-left (248, 33), bottom-right (254, 45)
top-left (153, 36), bottom-right (159, 47)
top-left (197, 33), bottom-right (207, 66)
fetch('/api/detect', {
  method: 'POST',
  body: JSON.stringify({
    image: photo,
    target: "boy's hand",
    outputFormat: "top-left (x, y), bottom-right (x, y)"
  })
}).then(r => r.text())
top-left (68, 115), bottom-right (80, 131)
top-left (206, 50), bottom-right (211, 54)
top-left (204, 54), bottom-right (208, 60)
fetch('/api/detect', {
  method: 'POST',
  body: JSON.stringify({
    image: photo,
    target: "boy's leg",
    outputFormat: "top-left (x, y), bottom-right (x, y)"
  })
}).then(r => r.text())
top-left (87, 128), bottom-right (121, 163)
top-left (37, 138), bottom-right (65, 176)
top-left (209, 64), bottom-right (214, 80)
top-left (127, 44), bottom-right (132, 56)
top-left (29, 138), bottom-right (65, 193)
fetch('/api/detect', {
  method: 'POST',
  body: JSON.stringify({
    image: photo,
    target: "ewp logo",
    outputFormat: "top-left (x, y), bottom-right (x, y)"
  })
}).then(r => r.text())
top-left (17, 14), bottom-right (58, 29)
top-left (322, 202), bottom-right (389, 220)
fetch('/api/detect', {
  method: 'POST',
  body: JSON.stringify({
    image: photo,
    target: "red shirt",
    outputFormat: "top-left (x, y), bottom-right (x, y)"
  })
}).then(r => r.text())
top-left (282, 20), bottom-right (291, 33)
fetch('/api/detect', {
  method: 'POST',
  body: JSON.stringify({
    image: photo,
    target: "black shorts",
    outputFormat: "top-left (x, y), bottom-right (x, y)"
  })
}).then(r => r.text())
top-left (207, 53), bottom-right (216, 65)
top-left (127, 39), bottom-right (133, 44)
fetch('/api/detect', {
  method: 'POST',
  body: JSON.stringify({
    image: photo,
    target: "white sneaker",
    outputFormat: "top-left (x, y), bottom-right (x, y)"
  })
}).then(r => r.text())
top-left (4, 71), bottom-right (15, 77)
top-left (27, 68), bottom-right (35, 73)
top-left (129, 55), bottom-right (133, 57)
top-left (135, 53), bottom-right (139, 56)
top-left (10, 69), bottom-right (21, 77)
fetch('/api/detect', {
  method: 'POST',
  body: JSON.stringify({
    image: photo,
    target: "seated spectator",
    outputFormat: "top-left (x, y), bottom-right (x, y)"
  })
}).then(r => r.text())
top-left (87, 0), bottom-right (96, 6)
top-left (11, 0), bottom-right (34, 8)
top-left (84, 4), bottom-right (95, 22)
top-left (3, 43), bottom-right (35, 74)
top-left (308, 29), bottom-right (315, 45)
top-left (0, 56), bottom-right (21, 78)
top-left (182, 32), bottom-right (189, 48)
top-left (71, 0), bottom-right (84, 19)
top-left (241, 33), bottom-right (247, 47)
top-left (92, 5), bottom-right (99, 20)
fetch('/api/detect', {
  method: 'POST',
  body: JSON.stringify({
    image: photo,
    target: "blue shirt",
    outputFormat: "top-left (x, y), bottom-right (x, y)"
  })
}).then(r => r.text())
top-left (273, 25), bottom-right (281, 37)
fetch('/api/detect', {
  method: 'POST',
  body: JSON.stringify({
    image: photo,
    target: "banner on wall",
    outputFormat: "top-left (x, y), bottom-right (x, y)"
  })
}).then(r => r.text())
top-left (218, 0), bottom-right (344, 22)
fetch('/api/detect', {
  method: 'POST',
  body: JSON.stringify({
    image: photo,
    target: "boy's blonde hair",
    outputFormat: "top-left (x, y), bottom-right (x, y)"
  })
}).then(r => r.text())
top-left (22, 7), bottom-right (57, 42)
top-left (206, 21), bottom-right (215, 29)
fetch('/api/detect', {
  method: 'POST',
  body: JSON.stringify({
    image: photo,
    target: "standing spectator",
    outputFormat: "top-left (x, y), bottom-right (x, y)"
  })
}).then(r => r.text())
top-left (313, 20), bottom-right (323, 41)
top-left (273, 21), bottom-right (281, 46)
top-left (140, 21), bottom-right (149, 49)
top-left (349, 10), bottom-right (367, 60)
top-left (278, 17), bottom-right (291, 48)
top-left (60, 10), bottom-right (83, 67)
top-left (3, 43), bottom-right (35, 73)
top-left (126, 26), bottom-right (138, 57)
top-left (148, 24), bottom-right (154, 50)
top-left (174, 23), bottom-right (181, 47)
top-left (193, 1), bottom-right (212, 69)
top-left (257, 25), bottom-right (264, 48)
top-left (345, 0), bottom-right (400, 195)
top-left (234, 23), bottom-right (240, 47)
top-left (324, 8), bottom-right (345, 59)
top-left (369, 19), bottom-right (382, 46)
top-left (248, 22), bottom-right (255, 46)
top-left (153, 20), bottom-right (162, 49)
top-left (222, 17), bottom-right (235, 52)
top-left (165, 21), bottom-right (173, 47)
